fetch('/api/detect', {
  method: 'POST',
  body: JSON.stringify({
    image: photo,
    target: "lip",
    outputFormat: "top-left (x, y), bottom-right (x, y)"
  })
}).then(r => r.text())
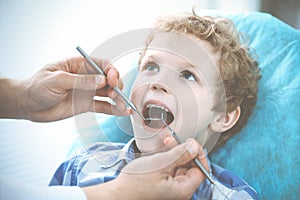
top-left (142, 122), bottom-right (164, 132)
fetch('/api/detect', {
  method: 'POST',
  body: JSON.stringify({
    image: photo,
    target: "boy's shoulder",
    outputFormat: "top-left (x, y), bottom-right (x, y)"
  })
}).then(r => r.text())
top-left (210, 163), bottom-right (258, 199)
top-left (49, 141), bottom-right (131, 186)
top-left (77, 141), bottom-right (127, 155)
top-left (211, 163), bottom-right (247, 186)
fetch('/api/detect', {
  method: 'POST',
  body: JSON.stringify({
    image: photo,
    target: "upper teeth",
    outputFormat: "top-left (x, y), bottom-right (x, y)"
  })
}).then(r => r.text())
top-left (146, 104), bottom-right (169, 112)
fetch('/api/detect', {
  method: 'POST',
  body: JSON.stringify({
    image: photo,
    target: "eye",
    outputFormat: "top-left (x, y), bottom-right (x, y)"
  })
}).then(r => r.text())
top-left (143, 62), bottom-right (159, 72)
top-left (180, 70), bottom-right (198, 81)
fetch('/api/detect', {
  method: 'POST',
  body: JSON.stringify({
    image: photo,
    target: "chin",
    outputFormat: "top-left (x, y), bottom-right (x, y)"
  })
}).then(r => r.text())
top-left (135, 139), bottom-right (165, 155)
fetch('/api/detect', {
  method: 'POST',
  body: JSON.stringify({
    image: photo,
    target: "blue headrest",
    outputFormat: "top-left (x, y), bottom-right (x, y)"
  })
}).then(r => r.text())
top-left (208, 11), bottom-right (300, 199)
top-left (69, 11), bottom-right (300, 199)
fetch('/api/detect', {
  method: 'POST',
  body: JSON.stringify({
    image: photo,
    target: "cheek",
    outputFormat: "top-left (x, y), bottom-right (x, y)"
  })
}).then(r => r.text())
top-left (194, 89), bottom-right (215, 125)
top-left (175, 87), bottom-right (214, 140)
top-left (130, 77), bottom-right (146, 106)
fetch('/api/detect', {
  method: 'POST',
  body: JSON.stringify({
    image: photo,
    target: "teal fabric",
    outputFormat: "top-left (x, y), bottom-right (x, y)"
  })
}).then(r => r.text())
top-left (207, 12), bottom-right (300, 200)
top-left (69, 12), bottom-right (300, 199)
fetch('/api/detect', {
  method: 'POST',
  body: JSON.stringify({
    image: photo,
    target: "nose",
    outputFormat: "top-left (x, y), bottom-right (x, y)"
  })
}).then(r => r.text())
top-left (150, 83), bottom-right (169, 93)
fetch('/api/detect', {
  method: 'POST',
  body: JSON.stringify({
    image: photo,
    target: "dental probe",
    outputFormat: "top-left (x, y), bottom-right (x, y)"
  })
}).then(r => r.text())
top-left (160, 117), bottom-right (230, 199)
top-left (76, 46), bottom-right (145, 120)
top-left (161, 120), bottom-right (216, 185)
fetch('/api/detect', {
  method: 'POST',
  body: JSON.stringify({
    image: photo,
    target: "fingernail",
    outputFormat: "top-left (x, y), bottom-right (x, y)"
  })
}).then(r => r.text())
top-left (163, 136), bottom-right (175, 146)
top-left (95, 75), bottom-right (104, 86)
top-left (198, 148), bottom-right (207, 159)
top-left (187, 141), bottom-right (198, 156)
top-left (111, 68), bottom-right (117, 76)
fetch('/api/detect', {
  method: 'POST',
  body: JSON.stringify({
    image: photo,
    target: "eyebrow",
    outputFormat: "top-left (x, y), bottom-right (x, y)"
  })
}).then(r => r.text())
top-left (144, 53), bottom-right (194, 66)
top-left (143, 54), bottom-right (155, 61)
top-left (144, 53), bottom-right (200, 72)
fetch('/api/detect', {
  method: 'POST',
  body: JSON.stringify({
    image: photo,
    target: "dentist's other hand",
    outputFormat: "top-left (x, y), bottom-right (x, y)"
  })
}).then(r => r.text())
top-left (83, 138), bottom-right (204, 200)
top-left (0, 57), bottom-right (130, 122)
top-left (0, 139), bottom-right (205, 200)
top-left (163, 136), bottom-right (210, 184)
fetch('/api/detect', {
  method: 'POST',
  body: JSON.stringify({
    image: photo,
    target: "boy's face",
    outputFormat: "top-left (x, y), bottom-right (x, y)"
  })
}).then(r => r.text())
top-left (130, 32), bottom-right (222, 154)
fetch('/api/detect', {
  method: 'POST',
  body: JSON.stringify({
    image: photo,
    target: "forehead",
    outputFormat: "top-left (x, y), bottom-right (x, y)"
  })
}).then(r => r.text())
top-left (146, 32), bottom-right (219, 68)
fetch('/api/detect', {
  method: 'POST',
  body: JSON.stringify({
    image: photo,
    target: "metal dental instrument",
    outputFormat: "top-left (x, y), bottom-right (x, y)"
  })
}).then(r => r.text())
top-left (160, 118), bottom-right (216, 185)
top-left (76, 46), bottom-right (145, 120)
top-left (160, 115), bottom-right (230, 199)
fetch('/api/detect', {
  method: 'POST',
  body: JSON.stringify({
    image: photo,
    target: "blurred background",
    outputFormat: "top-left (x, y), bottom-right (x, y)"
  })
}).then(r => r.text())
top-left (0, 0), bottom-right (299, 187)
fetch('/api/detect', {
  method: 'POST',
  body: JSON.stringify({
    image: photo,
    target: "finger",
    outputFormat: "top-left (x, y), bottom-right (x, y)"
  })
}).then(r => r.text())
top-left (53, 57), bottom-right (97, 74)
top-left (89, 100), bottom-right (114, 115)
top-left (90, 100), bottom-right (130, 116)
top-left (112, 102), bottom-right (129, 115)
top-left (95, 85), bottom-right (109, 97)
top-left (196, 144), bottom-right (207, 160)
top-left (107, 87), bottom-right (128, 114)
top-left (94, 86), bottom-right (130, 116)
top-left (73, 57), bottom-right (108, 74)
top-left (163, 136), bottom-right (178, 150)
top-left (173, 167), bottom-right (205, 198)
top-left (59, 71), bottom-right (107, 91)
top-left (87, 57), bottom-right (110, 74)
top-left (107, 67), bottom-right (124, 89)
top-left (101, 59), bottom-right (116, 76)
top-left (192, 147), bottom-right (210, 173)
top-left (175, 167), bottom-right (188, 176)
top-left (107, 87), bottom-right (118, 100)
top-left (111, 106), bottom-right (131, 116)
top-left (162, 139), bottom-right (200, 170)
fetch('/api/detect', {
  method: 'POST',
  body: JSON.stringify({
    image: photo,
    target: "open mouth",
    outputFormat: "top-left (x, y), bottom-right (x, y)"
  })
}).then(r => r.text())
top-left (142, 103), bottom-right (174, 129)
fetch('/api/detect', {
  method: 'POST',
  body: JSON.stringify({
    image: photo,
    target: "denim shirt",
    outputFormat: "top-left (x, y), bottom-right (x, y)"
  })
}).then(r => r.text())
top-left (49, 139), bottom-right (258, 200)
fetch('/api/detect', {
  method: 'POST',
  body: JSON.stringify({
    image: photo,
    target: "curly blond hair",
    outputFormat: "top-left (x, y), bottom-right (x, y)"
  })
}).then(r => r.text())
top-left (140, 11), bottom-right (260, 149)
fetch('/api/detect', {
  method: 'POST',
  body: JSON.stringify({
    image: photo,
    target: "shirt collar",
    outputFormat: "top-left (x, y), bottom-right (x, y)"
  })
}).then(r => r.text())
top-left (97, 138), bottom-right (136, 169)
top-left (97, 139), bottom-right (212, 175)
top-left (117, 138), bottom-right (136, 163)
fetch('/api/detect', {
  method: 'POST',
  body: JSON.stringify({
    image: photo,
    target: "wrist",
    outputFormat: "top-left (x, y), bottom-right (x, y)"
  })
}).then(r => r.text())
top-left (82, 178), bottom-right (140, 200)
top-left (111, 175), bottom-right (144, 200)
top-left (0, 77), bottom-right (28, 119)
top-left (81, 180), bottom-right (122, 200)
top-left (110, 178), bottom-right (139, 200)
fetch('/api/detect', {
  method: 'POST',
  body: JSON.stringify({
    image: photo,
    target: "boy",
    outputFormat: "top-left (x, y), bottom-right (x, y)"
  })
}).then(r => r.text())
top-left (50, 12), bottom-right (260, 199)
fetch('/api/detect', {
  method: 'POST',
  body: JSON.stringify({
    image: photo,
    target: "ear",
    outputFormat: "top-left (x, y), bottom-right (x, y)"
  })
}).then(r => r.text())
top-left (210, 106), bottom-right (241, 132)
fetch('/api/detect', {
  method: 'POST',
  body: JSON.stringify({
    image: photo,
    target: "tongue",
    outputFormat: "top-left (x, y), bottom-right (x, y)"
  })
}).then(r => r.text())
top-left (145, 119), bottom-right (165, 129)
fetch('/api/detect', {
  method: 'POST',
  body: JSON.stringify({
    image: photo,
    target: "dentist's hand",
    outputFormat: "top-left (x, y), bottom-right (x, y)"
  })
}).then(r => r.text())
top-left (83, 138), bottom-right (206, 200)
top-left (163, 136), bottom-right (210, 188)
top-left (0, 57), bottom-right (130, 122)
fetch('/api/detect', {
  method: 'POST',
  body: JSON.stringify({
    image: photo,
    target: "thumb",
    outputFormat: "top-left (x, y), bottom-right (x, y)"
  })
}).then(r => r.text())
top-left (165, 139), bottom-right (200, 170)
top-left (62, 72), bottom-right (106, 90)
